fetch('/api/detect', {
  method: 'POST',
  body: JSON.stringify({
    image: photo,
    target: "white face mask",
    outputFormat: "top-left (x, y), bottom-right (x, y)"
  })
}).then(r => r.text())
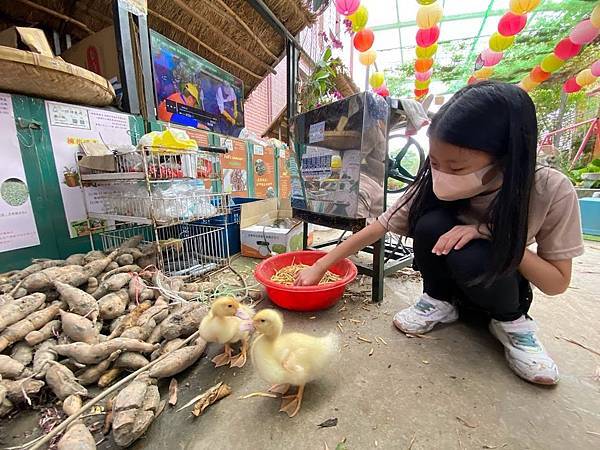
top-left (431, 164), bottom-right (500, 201)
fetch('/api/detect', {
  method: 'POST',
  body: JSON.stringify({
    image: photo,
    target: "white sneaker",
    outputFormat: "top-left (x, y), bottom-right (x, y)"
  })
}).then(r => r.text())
top-left (393, 294), bottom-right (459, 334)
top-left (489, 316), bottom-right (559, 385)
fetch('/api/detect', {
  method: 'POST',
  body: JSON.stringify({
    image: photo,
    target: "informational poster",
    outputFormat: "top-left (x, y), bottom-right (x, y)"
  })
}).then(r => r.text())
top-left (0, 93), bottom-right (40, 252)
top-left (219, 136), bottom-right (248, 197)
top-left (277, 147), bottom-right (291, 199)
top-left (46, 101), bottom-right (135, 238)
top-left (252, 144), bottom-right (275, 198)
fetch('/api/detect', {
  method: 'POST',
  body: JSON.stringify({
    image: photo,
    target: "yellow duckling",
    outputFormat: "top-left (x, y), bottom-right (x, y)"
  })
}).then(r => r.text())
top-left (199, 296), bottom-right (254, 368)
top-left (250, 309), bottom-right (339, 417)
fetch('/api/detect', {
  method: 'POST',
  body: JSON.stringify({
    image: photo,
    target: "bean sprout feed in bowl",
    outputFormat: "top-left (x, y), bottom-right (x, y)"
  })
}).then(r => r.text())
top-left (1, 178), bottom-right (29, 206)
top-left (270, 264), bottom-right (341, 286)
top-left (254, 251), bottom-right (357, 311)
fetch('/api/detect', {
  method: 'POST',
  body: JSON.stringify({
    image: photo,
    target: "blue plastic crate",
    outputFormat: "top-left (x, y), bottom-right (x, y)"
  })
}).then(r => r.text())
top-left (580, 197), bottom-right (600, 236)
top-left (195, 197), bottom-right (260, 256)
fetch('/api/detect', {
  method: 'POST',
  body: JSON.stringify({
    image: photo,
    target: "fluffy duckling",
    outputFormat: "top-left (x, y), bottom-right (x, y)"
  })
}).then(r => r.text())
top-left (250, 309), bottom-right (339, 417)
top-left (199, 296), bottom-right (254, 368)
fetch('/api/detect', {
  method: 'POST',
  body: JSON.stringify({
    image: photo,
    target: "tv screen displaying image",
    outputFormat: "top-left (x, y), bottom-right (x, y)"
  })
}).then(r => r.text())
top-left (150, 30), bottom-right (244, 137)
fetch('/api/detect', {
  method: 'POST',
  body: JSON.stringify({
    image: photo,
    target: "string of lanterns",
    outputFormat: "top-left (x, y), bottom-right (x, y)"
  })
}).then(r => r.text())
top-left (335, 0), bottom-right (389, 96)
top-left (469, 0), bottom-right (541, 85)
top-left (414, 0), bottom-right (443, 100)
top-left (519, 3), bottom-right (600, 92)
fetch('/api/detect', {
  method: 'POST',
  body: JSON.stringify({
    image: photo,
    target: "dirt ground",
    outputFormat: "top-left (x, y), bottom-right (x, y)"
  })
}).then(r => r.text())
top-left (2, 241), bottom-right (599, 450)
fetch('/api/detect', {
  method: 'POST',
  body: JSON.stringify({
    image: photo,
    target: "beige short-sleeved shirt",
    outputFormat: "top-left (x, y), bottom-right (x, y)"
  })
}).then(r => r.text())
top-left (378, 166), bottom-right (584, 261)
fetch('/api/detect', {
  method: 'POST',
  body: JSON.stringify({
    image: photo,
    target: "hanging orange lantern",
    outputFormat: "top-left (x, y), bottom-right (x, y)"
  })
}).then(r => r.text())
top-left (530, 66), bottom-right (551, 83)
top-left (353, 29), bottom-right (375, 52)
top-left (509, 0), bottom-right (541, 15)
top-left (489, 32), bottom-right (515, 52)
top-left (521, 75), bottom-right (539, 91)
top-left (576, 69), bottom-right (597, 87)
top-left (467, 76), bottom-right (479, 85)
top-left (474, 67), bottom-right (494, 79)
top-left (415, 43), bottom-right (438, 58)
top-left (415, 58), bottom-right (434, 72)
top-left (416, 3), bottom-right (443, 29)
top-left (358, 49), bottom-right (377, 66)
top-left (414, 88), bottom-right (429, 97)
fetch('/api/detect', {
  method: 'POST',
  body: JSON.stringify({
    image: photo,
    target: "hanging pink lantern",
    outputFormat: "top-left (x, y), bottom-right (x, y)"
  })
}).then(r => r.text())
top-left (335, 0), bottom-right (360, 16)
top-left (554, 38), bottom-right (582, 60)
top-left (374, 84), bottom-right (390, 97)
top-left (563, 78), bottom-right (582, 94)
top-left (569, 19), bottom-right (600, 45)
top-left (416, 25), bottom-right (440, 47)
top-left (481, 48), bottom-right (503, 67)
top-left (591, 60), bottom-right (600, 77)
top-left (498, 12), bottom-right (527, 36)
top-left (415, 69), bottom-right (433, 81)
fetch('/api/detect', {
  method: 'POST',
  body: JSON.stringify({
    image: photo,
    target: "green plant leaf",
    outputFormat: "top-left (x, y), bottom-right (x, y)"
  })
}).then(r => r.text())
top-left (313, 69), bottom-right (330, 81)
top-left (322, 47), bottom-right (332, 62)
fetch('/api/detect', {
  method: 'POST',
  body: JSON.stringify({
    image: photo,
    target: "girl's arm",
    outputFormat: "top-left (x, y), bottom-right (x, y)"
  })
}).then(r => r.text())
top-left (519, 249), bottom-right (572, 296)
top-left (295, 220), bottom-right (388, 285)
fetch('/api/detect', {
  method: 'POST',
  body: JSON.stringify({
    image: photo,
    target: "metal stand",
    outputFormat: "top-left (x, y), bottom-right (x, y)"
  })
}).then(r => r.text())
top-left (294, 209), bottom-right (413, 302)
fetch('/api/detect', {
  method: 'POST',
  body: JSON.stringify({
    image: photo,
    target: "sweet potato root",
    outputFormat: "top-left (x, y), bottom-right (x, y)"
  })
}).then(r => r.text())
top-left (148, 339), bottom-right (206, 378)
top-left (115, 352), bottom-right (149, 371)
top-left (107, 302), bottom-right (151, 339)
top-left (62, 394), bottom-right (82, 416)
top-left (116, 253), bottom-right (134, 266)
top-left (150, 338), bottom-right (185, 361)
top-left (55, 281), bottom-right (99, 322)
top-left (10, 259), bottom-right (65, 281)
top-left (137, 303), bottom-right (168, 326)
top-left (92, 273), bottom-right (132, 299)
top-left (11, 342), bottom-right (33, 366)
top-left (0, 378), bottom-right (45, 403)
top-left (83, 251), bottom-right (117, 278)
top-left (45, 361), bottom-right (88, 400)
top-left (0, 397), bottom-right (13, 417)
top-left (57, 420), bottom-right (96, 450)
top-left (85, 277), bottom-right (98, 294)
top-left (76, 351), bottom-right (121, 386)
top-left (60, 310), bottom-right (99, 344)
top-left (33, 338), bottom-right (57, 377)
top-left (112, 373), bottom-right (160, 447)
top-left (65, 254), bottom-right (86, 266)
top-left (25, 319), bottom-right (61, 346)
top-left (84, 250), bottom-right (105, 264)
top-left (54, 338), bottom-right (159, 365)
top-left (0, 354), bottom-right (31, 378)
top-left (98, 367), bottom-right (122, 387)
top-left (13, 288), bottom-right (27, 299)
top-left (0, 302), bottom-right (61, 352)
top-left (0, 292), bottom-right (46, 331)
top-left (98, 289), bottom-right (129, 320)
top-left (128, 276), bottom-right (154, 303)
top-left (159, 303), bottom-right (204, 341)
top-left (22, 265), bottom-right (88, 292)
top-left (100, 265), bottom-right (141, 282)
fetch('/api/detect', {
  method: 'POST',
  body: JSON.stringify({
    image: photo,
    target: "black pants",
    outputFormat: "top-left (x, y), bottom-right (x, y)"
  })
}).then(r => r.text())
top-left (413, 209), bottom-right (532, 322)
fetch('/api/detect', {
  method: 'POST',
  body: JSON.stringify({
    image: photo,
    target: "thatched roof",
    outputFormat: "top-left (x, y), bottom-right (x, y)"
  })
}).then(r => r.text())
top-left (0, 0), bottom-right (321, 96)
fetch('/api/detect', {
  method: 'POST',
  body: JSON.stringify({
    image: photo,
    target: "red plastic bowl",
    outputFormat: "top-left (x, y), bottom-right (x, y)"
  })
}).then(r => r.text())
top-left (254, 250), bottom-right (358, 311)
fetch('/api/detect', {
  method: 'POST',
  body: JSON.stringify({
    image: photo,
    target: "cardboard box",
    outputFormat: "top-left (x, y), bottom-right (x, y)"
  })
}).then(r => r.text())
top-left (240, 198), bottom-right (304, 258)
top-left (0, 27), bottom-right (54, 57)
top-left (61, 27), bottom-right (119, 81)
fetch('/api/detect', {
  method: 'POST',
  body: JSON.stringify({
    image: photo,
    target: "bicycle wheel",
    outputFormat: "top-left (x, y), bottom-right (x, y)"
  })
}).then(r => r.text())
top-left (387, 132), bottom-right (425, 193)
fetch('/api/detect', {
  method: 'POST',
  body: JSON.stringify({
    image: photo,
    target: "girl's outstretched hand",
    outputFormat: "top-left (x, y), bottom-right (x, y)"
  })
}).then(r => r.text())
top-left (294, 265), bottom-right (326, 286)
top-left (432, 224), bottom-right (487, 256)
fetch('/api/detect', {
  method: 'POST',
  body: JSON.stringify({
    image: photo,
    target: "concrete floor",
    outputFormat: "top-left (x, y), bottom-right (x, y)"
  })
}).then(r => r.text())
top-left (1, 243), bottom-right (598, 450)
top-left (136, 242), bottom-right (600, 450)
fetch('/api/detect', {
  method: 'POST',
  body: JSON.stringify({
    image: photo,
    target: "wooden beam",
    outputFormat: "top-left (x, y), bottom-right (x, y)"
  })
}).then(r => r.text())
top-left (147, 8), bottom-right (263, 80)
top-left (14, 0), bottom-right (93, 34)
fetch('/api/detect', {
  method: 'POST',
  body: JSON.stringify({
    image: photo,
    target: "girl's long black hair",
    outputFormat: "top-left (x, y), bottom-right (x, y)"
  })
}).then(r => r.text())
top-left (399, 81), bottom-right (537, 285)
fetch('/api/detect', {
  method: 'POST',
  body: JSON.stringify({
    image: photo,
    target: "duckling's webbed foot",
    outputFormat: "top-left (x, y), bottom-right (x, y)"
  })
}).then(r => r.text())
top-left (279, 385), bottom-right (305, 418)
top-left (212, 344), bottom-right (233, 367)
top-left (230, 338), bottom-right (248, 368)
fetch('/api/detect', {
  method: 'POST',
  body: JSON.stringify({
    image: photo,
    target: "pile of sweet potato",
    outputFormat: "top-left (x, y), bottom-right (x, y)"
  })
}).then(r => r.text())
top-left (0, 238), bottom-right (213, 448)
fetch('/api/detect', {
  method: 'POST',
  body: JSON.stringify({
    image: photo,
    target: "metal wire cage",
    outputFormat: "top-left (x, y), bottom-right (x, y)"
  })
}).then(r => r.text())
top-left (100, 223), bottom-right (230, 277)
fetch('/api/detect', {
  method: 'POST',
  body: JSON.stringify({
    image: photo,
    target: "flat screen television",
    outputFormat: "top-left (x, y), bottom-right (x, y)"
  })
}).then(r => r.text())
top-left (150, 30), bottom-right (244, 137)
